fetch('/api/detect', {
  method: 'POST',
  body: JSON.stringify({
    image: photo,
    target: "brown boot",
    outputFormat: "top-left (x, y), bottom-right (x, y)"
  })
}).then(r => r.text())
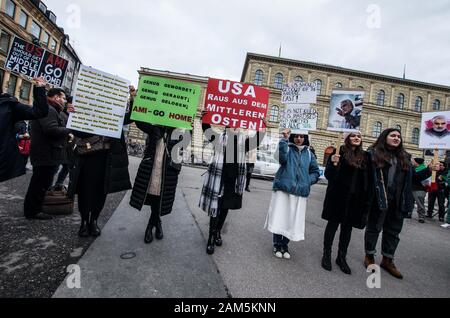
top-left (364, 254), bottom-right (375, 268)
top-left (380, 256), bottom-right (403, 279)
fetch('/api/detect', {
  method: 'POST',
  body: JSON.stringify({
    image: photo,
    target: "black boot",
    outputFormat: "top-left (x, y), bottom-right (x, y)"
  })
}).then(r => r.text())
top-left (214, 231), bottom-right (222, 246)
top-left (206, 232), bottom-right (215, 255)
top-left (155, 221), bottom-right (163, 240)
top-left (89, 218), bottom-right (101, 237)
top-left (336, 251), bottom-right (351, 274)
top-left (321, 249), bottom-right (332, 271)
top-left (144, 222), bottom-right (154, 244)
top-left (78, 219), bottom-right (89, 237)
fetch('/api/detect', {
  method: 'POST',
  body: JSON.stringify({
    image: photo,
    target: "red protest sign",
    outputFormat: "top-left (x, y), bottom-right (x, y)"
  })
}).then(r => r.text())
top-left (203, 78), bottom-right (269, 131)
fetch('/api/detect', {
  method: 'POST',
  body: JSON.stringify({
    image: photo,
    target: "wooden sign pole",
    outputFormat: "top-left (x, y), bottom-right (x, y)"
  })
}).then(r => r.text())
top-left (431, 149), bottom-right (439, 183)
top-left (334, 132), bottom-right (343, 166)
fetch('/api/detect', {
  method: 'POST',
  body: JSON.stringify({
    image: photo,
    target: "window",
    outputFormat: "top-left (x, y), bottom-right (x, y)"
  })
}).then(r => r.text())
top-left (394, 124), bottom-right (402, 131)
top-left (269, 106), bottom-right (280, 123)
top-left (19, 10), bottom-right (28, 29)
top-left (412, 128), bottom-right (420, 145)
top-left (50, 38), bottom-right (57, 52)
top-left (6, 74), bottom-right (18, 96)
top-left (0, 69), bottom-right (4, 90)
top-left (376, 90), bottom-right (385, 106)
top-left (372, 122), bottom-right (382, 137)
top-left (294, 76), bottom-right (303, 83)
top-left (414, 96), bottom-right (423, 112)
top-left (31, 21), bottom-right (42, 40)
top-left (396, 93), bottom-right (405, 109)
top-left (42, 32), bottom-right (50, 47)
top-left (0, 31), bottom-right (11, 55)
top-left (5, 0), bottom-right (16, 19)
top-left (274, 73), bottom-right (284, 89)
top-left (357, 86), bottom-right (364, 90)
top-left (254, 69), bottom-right (264, 86)
top-left (20, 80), bottom-right (31, 100)
top-left (314, 79), bottom-right (322, 95)
top-left (335, 82), bottom-right (343, 88)
top-left (432, 99), bottom-right (440, 111)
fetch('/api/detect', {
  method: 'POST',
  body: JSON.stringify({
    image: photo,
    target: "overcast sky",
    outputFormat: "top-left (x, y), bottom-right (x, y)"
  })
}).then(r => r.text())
top-left (44, 0), bottom-right (450, 88)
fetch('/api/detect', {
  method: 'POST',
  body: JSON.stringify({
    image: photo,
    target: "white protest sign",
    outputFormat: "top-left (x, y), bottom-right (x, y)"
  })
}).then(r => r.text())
top-left (67, 65), bottom-right (130, 139)
top-left (280, 105), bottom-right (318, 132)
top-left (281, 82), bottom-right (317, 105)
top-left (418, 111), bottom-right (450, 150)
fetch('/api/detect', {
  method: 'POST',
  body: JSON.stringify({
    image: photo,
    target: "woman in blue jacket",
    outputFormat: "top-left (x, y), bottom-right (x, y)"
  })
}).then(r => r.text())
top-left (264, 129), bottom-right (320, 259)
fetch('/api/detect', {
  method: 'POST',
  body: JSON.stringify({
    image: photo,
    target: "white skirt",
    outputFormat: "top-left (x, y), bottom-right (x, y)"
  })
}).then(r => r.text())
top-left (264, 191), bottom-right (307, 242)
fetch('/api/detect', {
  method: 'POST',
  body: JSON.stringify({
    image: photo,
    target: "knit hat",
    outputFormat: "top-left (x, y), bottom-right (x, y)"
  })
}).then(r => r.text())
top-left (343, 131), bottom-right (362, 140)
top-left (413, 157), bottom-right (424, 165)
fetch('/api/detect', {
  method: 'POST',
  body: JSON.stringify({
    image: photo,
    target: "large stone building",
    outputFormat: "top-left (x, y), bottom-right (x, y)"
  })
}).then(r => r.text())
top-left (0, 0), bottom-right (81, 101)
top-left (241, 53), bottom-right (450, 164)
top-left (130, 53), bottom-right (450, 164)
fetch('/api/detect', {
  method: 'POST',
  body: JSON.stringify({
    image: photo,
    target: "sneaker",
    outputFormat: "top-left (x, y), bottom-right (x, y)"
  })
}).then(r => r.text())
top-left (273, 246), bottom-right (283, 259)
top-left (281, 246), bottom-right (291, 260)
top-left (440, 223), bottom-right (450, 228)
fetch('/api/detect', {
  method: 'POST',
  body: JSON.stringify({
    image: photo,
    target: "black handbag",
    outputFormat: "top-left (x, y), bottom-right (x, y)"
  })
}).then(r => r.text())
top-left (74, 136), bottom-right (111, 155)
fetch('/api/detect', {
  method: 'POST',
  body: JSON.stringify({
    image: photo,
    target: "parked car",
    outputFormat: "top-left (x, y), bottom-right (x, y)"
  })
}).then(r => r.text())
top-left (254, 152), bottom-right (280, 178)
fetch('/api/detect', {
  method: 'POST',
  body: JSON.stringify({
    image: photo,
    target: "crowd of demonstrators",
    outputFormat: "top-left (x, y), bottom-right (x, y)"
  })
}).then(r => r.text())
top-left (264, 129), bottom-right (320, 259)
top-left (199, 113), bottom-right (266, 255)
top-left (0, 75), bottom-right (48, 183)
top-left (23, 88), bottom-right (74, 220)
top-left (321, 132), bottom-right (372, 274)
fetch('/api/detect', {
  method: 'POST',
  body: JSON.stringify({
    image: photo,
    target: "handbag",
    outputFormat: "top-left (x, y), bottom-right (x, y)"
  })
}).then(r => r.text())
top-left (74, 135), bottom-right (111, 155)
top-left (42, 187), bottom-right (74, 216)
top-left (17, 139), bottom-right (31, 155)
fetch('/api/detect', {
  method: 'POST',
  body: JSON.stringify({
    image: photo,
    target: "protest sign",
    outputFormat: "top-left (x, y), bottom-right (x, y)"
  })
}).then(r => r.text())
top-left (67, 65), bottom-right (130, 139)
top-left (5, 37), bottom-right (69, 87)
top-left (37, 50), bottom-right (69, 87)
top-left (418, 111), bottom-right (450, 150)
top-left (202, 78), bottom-right (269, 131)
top-left (280, 105), bottom-right (318, 132)
top-left (130, 75), bottom-right (201, 130)
top-left (281, 82), bottom-right (317, 104)
top-left (5, 37), bottom-right (43, 78)
top-left (327, 89), bottom-right (364, 133)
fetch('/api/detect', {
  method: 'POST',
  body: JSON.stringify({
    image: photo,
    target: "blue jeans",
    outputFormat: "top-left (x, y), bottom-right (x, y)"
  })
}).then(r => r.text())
top-left (55, 164), bottom-right (69, 187)
top-left (273, 234), bottom-right (290, 249)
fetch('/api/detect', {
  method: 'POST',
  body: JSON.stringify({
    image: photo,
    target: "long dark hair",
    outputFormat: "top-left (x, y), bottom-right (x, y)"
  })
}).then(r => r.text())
top-left (289, 134), bottom-right (310, 146)
top-left (342, 133), bottom-right (366, 168)
top-left (372, 128), bottom-right (410, 170)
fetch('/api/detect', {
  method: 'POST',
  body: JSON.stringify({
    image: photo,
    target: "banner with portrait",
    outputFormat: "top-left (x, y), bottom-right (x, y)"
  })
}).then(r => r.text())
top-left (327, 89), bottom-right (364, 133)
top-left (419, 111), bottom-right (450, 150)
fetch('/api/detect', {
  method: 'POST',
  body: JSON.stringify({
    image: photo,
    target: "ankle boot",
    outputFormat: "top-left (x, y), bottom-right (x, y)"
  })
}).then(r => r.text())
top-left (364, 254), bottom-right (375, 268)
top-left (144, 222), bottom-right (154, 244)
top-left (336, 251), bottom-right (351, 274)
top-left (206, 232), bottom-right (215, 255)
top-left (214, 231), bottom-right (222, 246)
top-left (380, 256), bottom-right (403, 279)
top-left (78, 220), bottom-right (89, 237)
top-left (321, 249), bottom-right (332, 271)
top-left (155, 222), bottom-right (163, 240)
top-left (88, 215), bottom-right (101, 237)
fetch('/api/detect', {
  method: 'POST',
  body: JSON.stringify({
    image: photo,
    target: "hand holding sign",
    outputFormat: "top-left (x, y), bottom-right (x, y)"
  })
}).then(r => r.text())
top-left (282, 128), bottom-right (291, 139)
top-left (331, 154), bottom-right (340, 164)
top-left (33, 76), bottom-right (47, 87)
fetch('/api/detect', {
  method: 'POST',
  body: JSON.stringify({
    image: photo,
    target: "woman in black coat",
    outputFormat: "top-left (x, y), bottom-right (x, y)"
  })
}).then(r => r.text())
top-left (321, 132), bottom-right (372, 274)
top-left (129, 121), bottom-right (184, 244)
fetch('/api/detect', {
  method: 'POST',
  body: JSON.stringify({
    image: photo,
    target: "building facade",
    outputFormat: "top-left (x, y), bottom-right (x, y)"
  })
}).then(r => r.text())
top-left (130, 54), bottom-right (450, 165)
top-left (241, 53), bottom-right (450, 164)
top-left (0, 0), bottom-right (81, 101)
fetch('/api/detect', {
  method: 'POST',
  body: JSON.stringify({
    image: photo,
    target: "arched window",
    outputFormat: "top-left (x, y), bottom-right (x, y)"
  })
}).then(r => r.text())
top-left (274, 73), bottom-right (284, 89)
top-left (254, 69), bottom-right (264, 86)
top-left (294, 76), bottom-right (303, 83)
top-left (415, 96), bottom-right (423, 112)
top-left (412, 128), bottom-right (420, 145)
top-left (335, 82), bottom-right (343, 88)
top-left (314, 79), bottom-right (322, 95)
top-left (432, 99), bottom-right (441, 110)
top-left (394, 124), bottom-right (402, 131)
top-left (372, 122), bottom-right (382, 137)
top-left (396, 93), bottom-right (405, 109)
top-left (269, 105), bottom-right (280, 123)
top-left (376, 90), bottom-right (385, 106)
top-left (357, 86), bottom-right (364, 90)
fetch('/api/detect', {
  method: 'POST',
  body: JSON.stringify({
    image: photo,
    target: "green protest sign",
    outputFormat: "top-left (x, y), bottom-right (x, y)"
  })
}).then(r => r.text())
top-left (130, 75), bottom-right (201, 130)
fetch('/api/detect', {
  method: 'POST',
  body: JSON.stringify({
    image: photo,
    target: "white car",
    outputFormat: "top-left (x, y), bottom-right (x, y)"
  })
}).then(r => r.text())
top-left (254, 153), bottom-right (280, 177)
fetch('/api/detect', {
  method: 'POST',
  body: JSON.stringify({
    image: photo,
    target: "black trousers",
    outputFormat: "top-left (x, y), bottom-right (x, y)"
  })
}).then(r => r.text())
top-left (24, 165), bottom-right (58, 217)
top-left (364, 205), bottom-right (404, 259)
top-left (147, 194), bottom-right (162, 226)
top-left (209, 208), bottom-right (229, 234)
top-left (427, 190), bottom-right (446, 219)
top-left (323, 220), bottom-right (353, 255)
top-left (76, 153), bottom-right (108, 221)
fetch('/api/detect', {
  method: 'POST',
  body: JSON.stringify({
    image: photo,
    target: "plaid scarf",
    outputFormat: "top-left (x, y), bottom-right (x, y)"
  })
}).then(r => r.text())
top-left (199, 131), bottom-right (247, 217)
